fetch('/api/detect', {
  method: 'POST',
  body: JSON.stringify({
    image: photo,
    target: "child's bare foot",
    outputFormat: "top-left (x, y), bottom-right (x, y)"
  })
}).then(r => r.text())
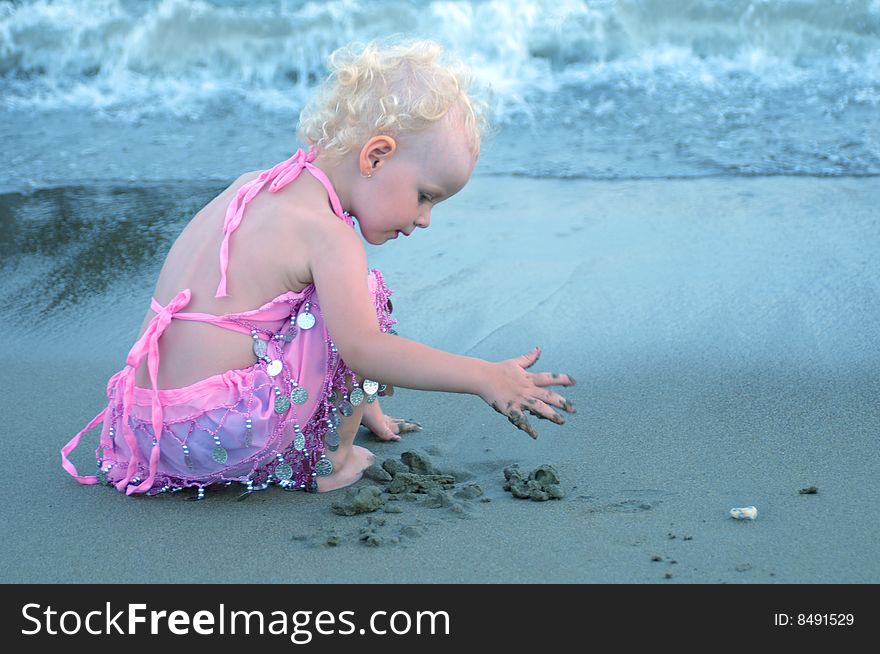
top-left (361, 398), bottom-right (421, 442)
top-left (364, 414), bottom-right (422, 442)
top-left (316, 445), bottom-right (375, 493)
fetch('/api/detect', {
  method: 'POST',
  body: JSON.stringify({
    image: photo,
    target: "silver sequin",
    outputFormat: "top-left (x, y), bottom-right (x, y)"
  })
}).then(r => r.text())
top-left (212, 446), bottom-right (228, 464)
top-left (252, 339), bottom-right (267, 358)
top-left (329, 411), bottom-right (341, 428)
top-left (339, 400), bottom-right (353, 417)
top-left (324, 429), bottom-right (340, 450)
top-left (244, 428), bottom-right (252, 448)
top-left (274, 394), bottom-right (290, 414)
top-left (290, 387), bottom-right (308, 405)
top-left (362, 379), bottom-right (379, 395)
top-left (293, 432), bottom-right (306, 451)
top-left (366, 394), bottom-right (376, 404)
top-left (267, 359), bottom-right (283, 377)
top-left (296, 311), bottom-right (316, 330)
top-left (315, 458), bottom-right (333, 476)
top-left (275, 463), bottom-right (293, 481)
top-left (349, 387), bottom-right (365, 406)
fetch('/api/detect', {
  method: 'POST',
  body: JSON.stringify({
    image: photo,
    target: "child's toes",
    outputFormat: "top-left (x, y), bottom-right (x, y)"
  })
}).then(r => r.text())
top-left (368, 418), bottom-right (397, 442)
top-left (393, 418), bottom-right (422, 433)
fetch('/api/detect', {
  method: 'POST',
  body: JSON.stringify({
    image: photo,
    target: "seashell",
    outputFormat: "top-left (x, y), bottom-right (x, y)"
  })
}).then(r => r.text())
top-left (729, 506), bottom-right (758, 520)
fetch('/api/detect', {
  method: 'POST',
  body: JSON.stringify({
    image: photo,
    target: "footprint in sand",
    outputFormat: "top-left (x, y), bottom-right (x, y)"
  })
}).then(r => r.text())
top-left (575, 489), bottom-right (673, 514)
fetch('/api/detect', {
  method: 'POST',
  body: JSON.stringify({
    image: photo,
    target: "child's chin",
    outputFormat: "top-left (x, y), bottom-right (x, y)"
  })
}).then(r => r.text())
top-left (370, 233), bottom-right (395, 245)
top-left (357, 228), bottom-right (383, 246)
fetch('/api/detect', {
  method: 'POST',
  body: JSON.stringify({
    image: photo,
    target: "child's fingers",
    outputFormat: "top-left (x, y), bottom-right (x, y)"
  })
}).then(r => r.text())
top-left (524, 399), bottom-right (565, 425)
top-left (541, 389), bottom-right (576, 413)
top-left (506, 408), bottom-right (538, 439)
top-left (518, 346), bottom-right (541, 370)
top-left (532, 372), bottom-right (576, 387)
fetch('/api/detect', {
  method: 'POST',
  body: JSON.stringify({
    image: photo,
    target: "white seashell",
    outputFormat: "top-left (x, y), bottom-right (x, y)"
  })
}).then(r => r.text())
top-left (729, 506), bottom-right (758, 520)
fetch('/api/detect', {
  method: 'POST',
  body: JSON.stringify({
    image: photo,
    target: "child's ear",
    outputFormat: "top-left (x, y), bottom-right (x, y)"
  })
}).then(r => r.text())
top-left (360, 135), bottom-right (397, 175)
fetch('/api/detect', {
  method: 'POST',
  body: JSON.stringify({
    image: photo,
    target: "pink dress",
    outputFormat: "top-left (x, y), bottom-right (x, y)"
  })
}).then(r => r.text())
top-left (61, 148), bottom-right (396, 498)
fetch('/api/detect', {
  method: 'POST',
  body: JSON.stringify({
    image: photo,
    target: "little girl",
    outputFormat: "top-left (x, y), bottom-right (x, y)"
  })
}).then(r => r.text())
top-left (61, 39), bottom-right (576, 498)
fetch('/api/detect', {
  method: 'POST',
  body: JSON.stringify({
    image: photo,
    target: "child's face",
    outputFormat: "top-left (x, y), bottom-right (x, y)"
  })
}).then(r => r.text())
top-left (352, 118), bottom-right (476, 245)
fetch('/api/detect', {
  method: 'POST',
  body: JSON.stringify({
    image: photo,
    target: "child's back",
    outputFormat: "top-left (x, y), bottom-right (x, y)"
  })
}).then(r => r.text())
top-left (134, 163), bottom-right (348, 390)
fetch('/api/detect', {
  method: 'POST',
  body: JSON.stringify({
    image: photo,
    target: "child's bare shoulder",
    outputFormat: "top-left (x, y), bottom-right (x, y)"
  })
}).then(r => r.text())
top-left (273, 173), bottom-right (361, 240)
top-left (252, 174), bottom-right (366, 288)
top-left (186, 171), bottom-right (261, 226)
top-left (288, 193), bottom-right (365, 275)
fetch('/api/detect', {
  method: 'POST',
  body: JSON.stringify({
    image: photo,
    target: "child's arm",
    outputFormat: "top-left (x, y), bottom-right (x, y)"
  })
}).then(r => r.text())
top-left (305, 218), bottom-right (575, 439)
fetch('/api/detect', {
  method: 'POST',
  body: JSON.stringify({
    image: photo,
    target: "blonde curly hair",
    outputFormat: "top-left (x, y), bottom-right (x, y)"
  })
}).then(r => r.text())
top-left (298, 39), bottom-right (488, 159)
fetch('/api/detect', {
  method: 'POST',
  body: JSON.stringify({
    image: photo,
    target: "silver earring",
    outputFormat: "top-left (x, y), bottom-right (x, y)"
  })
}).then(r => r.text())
top-left (361, 170), bottom-right (372, 178)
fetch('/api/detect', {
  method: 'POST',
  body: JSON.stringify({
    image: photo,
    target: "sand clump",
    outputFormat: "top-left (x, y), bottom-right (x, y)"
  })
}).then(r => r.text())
top-left (503, 464), bottom-right (565, 501)
top-left (798, 485), bottom-right (818, 494)
top-left (331, 485), bottom-right (384, 516)
top-left (381, 449), bottom-right (463, 498)
top-left (363, 464), bottom-right (393, 483)
top-left (387, 472), bottom-right (456, 494)
top-left (454, 484), bottom-right (484, 500)
top-left (381, 458), bottom-right (410, 477)
top-left (322, 449), bottom-right (485, 546)
top-left (400, 451), bottom-right (435, 475)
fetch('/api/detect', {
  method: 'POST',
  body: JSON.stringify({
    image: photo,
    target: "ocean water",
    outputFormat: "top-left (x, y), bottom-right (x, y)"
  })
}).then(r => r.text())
top-left (1, 0), bottom-right (878, 332)
top-left (1, 0), bottom-right (878, 185)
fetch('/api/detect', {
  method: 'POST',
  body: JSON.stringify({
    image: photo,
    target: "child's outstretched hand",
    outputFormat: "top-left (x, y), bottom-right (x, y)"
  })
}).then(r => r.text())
top-left (480, 346), bottom-right (576, 439)
top-left (361, 397), bottom-right (422, 442)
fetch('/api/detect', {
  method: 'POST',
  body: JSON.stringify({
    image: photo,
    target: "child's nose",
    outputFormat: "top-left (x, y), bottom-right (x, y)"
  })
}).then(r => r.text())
top-left (415, 207), bottom-right (431, 228)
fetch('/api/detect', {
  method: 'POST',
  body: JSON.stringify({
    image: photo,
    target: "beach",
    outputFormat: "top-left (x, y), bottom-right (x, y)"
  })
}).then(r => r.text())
top-left (2, 0), bottom-right (878, 586)
top-left (2, 172), bottom-right (878, 583)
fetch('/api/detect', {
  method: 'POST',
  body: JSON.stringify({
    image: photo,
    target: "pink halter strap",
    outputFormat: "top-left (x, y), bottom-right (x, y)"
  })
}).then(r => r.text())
top-left (109, 289), bottom-right (194, 495)
top-left (215, 147), bottom-right (353, 298)
top-left (62, 289), bottom-right (194, 494)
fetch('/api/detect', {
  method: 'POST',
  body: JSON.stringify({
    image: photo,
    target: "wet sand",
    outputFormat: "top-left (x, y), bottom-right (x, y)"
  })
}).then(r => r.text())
top-left (1, 173), bottom-right (878, 583)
